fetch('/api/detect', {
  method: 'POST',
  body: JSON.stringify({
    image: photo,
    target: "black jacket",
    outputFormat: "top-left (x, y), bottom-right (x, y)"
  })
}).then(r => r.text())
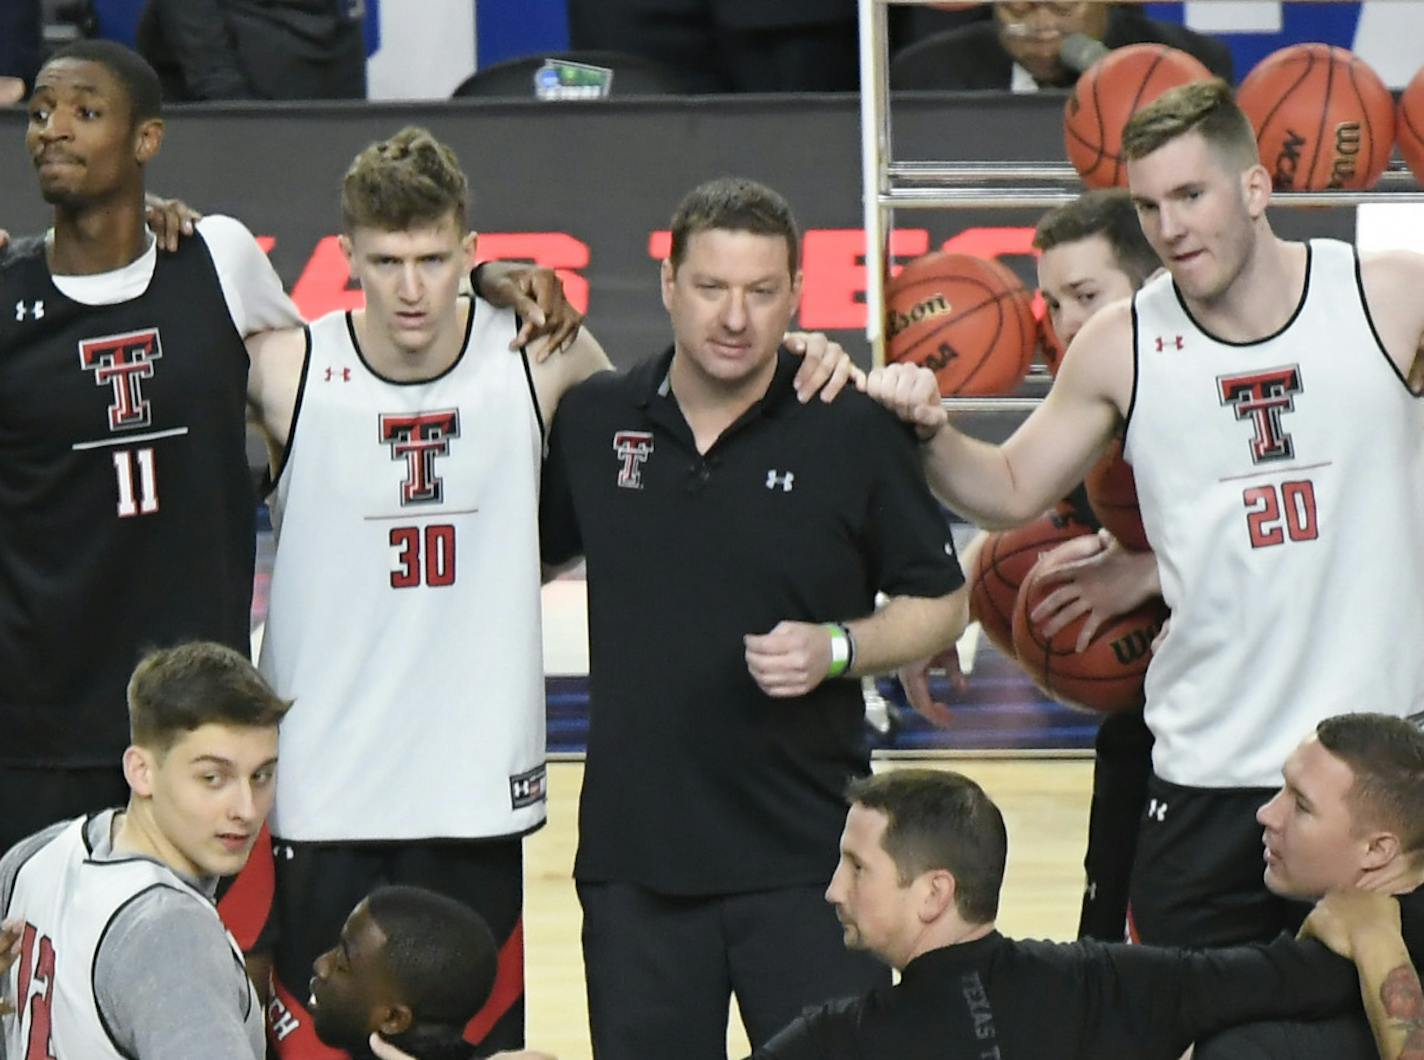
top-left (891, 8), bottom-right (1234, 91)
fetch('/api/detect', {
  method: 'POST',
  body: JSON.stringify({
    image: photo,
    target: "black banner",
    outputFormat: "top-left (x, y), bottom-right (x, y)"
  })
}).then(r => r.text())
top-left (0, 93), bottom-right (1356, 370)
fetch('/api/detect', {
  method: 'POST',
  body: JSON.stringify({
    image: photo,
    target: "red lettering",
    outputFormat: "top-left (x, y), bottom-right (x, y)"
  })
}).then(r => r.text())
top-left (291, 236), bottom-right (364, 320)
top-left (800, 229), bottom-right (930, 330)
top-left (648, 230), bottom-right (671, 261)
top-left (256, 236), bottom-right (276, 254)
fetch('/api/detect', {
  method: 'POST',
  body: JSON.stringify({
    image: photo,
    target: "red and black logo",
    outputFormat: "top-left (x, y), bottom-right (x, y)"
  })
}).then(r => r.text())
top-left (78, 328), bottom-right (162, 430)
top-left (379, 409), bottom-right (460, 505)
top-left (613, 430), bottom-right (654, 490)
top-left (1217, 366), bottom-right (1303, 464)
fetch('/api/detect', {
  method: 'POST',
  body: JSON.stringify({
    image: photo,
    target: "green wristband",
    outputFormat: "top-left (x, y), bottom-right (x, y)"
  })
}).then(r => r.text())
top-left (825, 623), bottom-right (851, 678)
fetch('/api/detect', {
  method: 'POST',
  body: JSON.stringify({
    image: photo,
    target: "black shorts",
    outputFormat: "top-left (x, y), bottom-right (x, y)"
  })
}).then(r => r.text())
top-left (266, 837), bottom-right (525, 1056)
top-left (1127, 774), bottom-right (1308, 947)
top-left (1078, 707), bottom-right (1153, 941)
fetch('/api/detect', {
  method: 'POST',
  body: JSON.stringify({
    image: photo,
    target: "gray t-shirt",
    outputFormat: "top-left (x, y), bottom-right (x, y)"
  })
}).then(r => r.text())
top-left (0, 810), bottom-right (264, 1059)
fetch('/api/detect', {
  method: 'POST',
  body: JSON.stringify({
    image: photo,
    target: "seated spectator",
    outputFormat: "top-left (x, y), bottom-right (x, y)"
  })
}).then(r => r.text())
top-left (0, 0), bottom-right (41, 104)
top-left (891, 1), bottom-right (1233, 92)
top-left (566, 0), bottom-right (859, 93)
top-left (135, 0), bottom-right (365, 101)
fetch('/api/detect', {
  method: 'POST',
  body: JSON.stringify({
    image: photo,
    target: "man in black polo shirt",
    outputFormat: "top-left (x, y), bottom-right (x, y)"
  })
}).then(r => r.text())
top-left (539, 176), bottom-right (968, 1059)
top-left (753, 768), bottom-right (1378, 1060)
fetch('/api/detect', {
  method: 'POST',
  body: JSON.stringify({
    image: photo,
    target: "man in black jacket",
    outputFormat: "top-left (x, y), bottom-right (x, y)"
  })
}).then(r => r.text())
top-left (892, 1), bottom-right (1233, 92)
top-left (567, 0), bottom-right (858, 92)
top-left (136, 0), bottom-right (365, 101)
top-left (753, 767), bottom-right (1374, 1059)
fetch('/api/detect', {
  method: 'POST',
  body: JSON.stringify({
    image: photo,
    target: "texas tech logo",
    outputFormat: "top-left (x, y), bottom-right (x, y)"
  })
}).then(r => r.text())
top-left (78, 328), bottom-right (162, 430)
top-left (1217, 366), bottom-right (1303, 464)
top-left (379, 409), bottom-right (460, 504)
top-left (613, 430), bottom-right (654, 490)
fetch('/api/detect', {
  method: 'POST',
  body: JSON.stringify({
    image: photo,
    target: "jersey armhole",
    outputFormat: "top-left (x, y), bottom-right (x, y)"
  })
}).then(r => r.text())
top-left (1122, 298), bottom-right (1142, 448)
top-left (93, 882), bottom-right (180, 1060)
top-left (515, 313), bottom-right (548, 444)
top-left (267, 326), bottom-right (315, 491)
top-left (1353, 247), bottom-right (1418, 394)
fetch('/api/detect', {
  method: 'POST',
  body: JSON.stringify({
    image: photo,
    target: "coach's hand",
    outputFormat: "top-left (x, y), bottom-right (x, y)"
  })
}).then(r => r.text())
top-left (784, 331), bottom-right (864, 403)
top-left (473, 262), bottom-right (583, 358)
top-left (863, 363), bottom-right (946, 440)
top-left (745, 621), bottom-right (837, 697)
top-left (144, 193), bottom-right (203, 252)
top-left (0, 917), bottom-right (21, 1016)
top-left (897, 648), bottom-right (965, 729)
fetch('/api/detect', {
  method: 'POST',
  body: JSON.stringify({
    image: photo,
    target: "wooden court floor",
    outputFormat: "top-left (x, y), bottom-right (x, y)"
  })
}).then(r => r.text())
top-left (523, 757), bottom-right (1094, 1059)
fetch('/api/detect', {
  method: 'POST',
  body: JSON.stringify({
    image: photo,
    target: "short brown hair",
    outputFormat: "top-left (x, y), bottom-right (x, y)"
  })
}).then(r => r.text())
top-left (669, 176), bottom-right (800, 275)
top-left (1033, 188), bottom-right (1160, 287)
top-left (1316, 713), bottom-right (1424, 857)
top-left (128, 642), bottom-right (290, 753)
top-left (1121, 79), bottom-right (1259, 171)
top-left (341, 126), bottom-right (469, 233)
top-left (846, 769), bottom-right (1007, 924)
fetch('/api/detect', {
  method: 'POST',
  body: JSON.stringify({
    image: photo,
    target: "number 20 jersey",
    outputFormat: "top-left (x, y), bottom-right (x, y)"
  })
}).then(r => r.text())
top-left (260, 300), bottom-right (547, 841)
top-left (0, 233), bottom-right (254, 767)
top-left (1125, 239), bottom-right (1424, 789)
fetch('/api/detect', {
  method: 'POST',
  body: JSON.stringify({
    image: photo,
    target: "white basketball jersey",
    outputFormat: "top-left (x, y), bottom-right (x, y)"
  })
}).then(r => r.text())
top-left (261, 300), bottom-right (547, 841)
top-left (1126, 239), bottom-right (1424, 788)
top-left (3, 815), bottom-right (253, 1059)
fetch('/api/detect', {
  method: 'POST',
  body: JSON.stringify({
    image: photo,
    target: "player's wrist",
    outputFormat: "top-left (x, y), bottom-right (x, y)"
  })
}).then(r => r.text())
top-left (824, 623), bottom-right (856, 677)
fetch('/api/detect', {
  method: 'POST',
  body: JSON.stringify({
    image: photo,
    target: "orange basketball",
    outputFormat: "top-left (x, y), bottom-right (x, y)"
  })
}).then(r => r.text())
top-left (1064, 44), bottom-right (1214, 189)
top-left (885, 252), bottom-right (1036, 395)
top-left (1084, 438), bottom-right (1150, 552)
top-left (969, 504), bottom-right (1094, 658)
top-left (1012, 572), bottom-right (1169, 714)
top-left (1399, 65), bottom-right (1424, 184)
top-left (1238, 44), bottom-right (1395, 191)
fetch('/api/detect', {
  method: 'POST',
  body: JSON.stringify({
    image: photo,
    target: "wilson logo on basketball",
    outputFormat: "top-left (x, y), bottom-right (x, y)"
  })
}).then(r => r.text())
top-left (1327, 123), bottom-right (1363, 188)
top-left (1110, 624), bottom-right (1161, 666)
top-left (885, 292), bottom-right (951, 339)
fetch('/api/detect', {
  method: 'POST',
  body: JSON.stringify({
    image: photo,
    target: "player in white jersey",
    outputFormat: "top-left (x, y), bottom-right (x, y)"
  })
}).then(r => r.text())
top-left (0, 641), bottom-right (288, 1059)
top-left (246, 126), bottom-right (862, 1056)
top-left (866, 78), bottom-right (1424, 948)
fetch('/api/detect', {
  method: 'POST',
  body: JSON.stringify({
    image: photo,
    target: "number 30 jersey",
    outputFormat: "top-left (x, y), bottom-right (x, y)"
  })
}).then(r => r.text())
top-left (1126, 239), bottom-right (1424, 788)
top-left (260, 299), bottom-right (548, 842)
top-left (0, 224), bottom-right (274, 768)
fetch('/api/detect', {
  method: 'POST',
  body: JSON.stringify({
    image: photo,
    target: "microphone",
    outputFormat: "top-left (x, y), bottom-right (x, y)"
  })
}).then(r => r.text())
top-left (1059, 33), bottom-right (1110, 75)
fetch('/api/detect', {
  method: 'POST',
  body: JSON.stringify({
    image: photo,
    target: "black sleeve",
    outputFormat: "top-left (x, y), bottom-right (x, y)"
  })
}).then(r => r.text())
top-left (144, 0), bottom-right (255, 100)
top-left (859, 407), bottom-right (965, 600)
top-left (1097, 936), bottom-right (1358, 1051)
top-left (1195, 1013), bottom-right (1376, 1060)
top-left (538, 402), bottom-right (584, 567)
top-left (750, 997), bottom-right (861, 1060)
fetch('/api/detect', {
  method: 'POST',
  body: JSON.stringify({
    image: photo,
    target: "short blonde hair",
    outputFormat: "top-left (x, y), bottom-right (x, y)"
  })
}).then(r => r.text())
top-left (341, 126), bottom-right (469, 232)
top-left (1122, 79), bottom-right (1259, 172)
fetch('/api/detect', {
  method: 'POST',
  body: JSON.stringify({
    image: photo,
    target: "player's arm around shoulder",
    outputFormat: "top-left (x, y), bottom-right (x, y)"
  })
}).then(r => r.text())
top-left (529, 326), bottom-right (614, 431)
top-left (95, 887), bottom-right (262, 1058)
top-left (196, 214), bottom-right (303, 337)
top-left (245, 324), bottom-right (309, 471)
top-left (1358, 249), bottom-right (1424, 383)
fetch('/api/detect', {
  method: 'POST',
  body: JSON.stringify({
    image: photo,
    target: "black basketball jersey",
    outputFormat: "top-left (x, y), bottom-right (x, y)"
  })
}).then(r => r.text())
top-left (0, 234), bottom-right (254, 766)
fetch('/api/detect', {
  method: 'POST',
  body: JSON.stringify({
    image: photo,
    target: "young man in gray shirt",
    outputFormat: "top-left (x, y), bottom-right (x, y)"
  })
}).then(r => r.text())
top-left (0, 641), bottom-right (289, 1060)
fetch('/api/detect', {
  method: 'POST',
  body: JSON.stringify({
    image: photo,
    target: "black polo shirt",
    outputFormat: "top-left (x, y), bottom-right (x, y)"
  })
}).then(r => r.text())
top-left (540, 346), bottom-right (963, 895)
top-left (753, 931), bottom-right (1359, 1060)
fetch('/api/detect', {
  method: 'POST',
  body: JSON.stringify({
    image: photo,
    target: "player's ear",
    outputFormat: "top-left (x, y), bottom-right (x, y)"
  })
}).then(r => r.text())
top-left (375, 1002), bottom-right (413, 1037)
top-left (133, 118), bottom-right (164, 166)
top-left (660, 258), bottom-right (676, 311)
top-left (462, 230), bottom-right (478, 267)
top-left (338, 234), bottom-right (356, 280)
top-left (122, 745), bottom-right (155, 798)
top-left (1242, 162), bottom-right (1271, 219)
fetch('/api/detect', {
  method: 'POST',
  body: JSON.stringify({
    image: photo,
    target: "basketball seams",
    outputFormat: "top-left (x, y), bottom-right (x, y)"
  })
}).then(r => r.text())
top-left (1115, 48), bottom-right (1171, 186)
top-left (1243, 52), bottom-right (1317, 191)
top-left (1305, 46), bottom-right (1336, 190)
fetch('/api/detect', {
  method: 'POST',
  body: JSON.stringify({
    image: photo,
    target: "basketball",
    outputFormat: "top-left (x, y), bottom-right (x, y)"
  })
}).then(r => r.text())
top-left (1064, 44), bottom-right (1214, 189)
top-left (1399, 65), bottom-right (1424, 184)
top-left (885, 251), bottom-right (1036, 395)
top-left (1083, 438), bottom-right (1150, 552)
top-left (969, 503), bottom-right (1095, 657)
top-left (1012, 572), bottom-right (1169, 714)
top-left (1237, 44), bottom-right (1395, 191)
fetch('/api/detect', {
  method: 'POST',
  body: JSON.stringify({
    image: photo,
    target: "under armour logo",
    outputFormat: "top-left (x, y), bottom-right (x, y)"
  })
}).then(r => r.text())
top-left (14, 300), bottom-right (43, 321)
top-left (766, 470), bottom-right (795, 492)
top-left (1146, 798), bottom-right (1168, 823)
top-left (324, 366), bottom-right (351, 382)
top-left (1154, 335), bottom-right (1183, 352)
top-left (272, 844), bottom-right (295, 860)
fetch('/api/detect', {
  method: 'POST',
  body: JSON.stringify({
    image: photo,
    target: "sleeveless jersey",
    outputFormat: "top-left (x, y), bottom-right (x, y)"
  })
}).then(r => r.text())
top-left (0, 233), bottom-right (254, 767)
top-left (1125, 239), bottom-right (1424, 788)
top-left (3, 814), bottom-right (260, 1059)
top-left (260, 300), bottom-right (548, 841)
